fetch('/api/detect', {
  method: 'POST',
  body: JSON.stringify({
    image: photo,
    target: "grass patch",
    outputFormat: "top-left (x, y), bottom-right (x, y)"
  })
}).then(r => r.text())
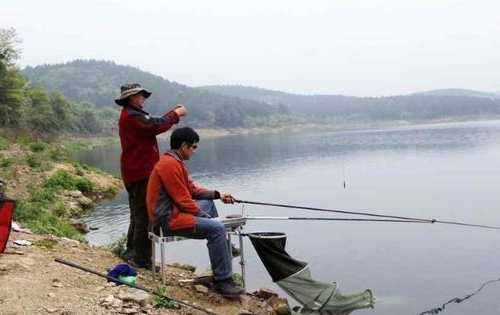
top-left (44, 170), bottom-right (94, 193)
top-left (25, 154), bottom-right (42, 168)
top-left (0, 136), bottom-right (9, 150)
top-left (29, 141), bottom-right (48, 152)
top-left (12, 171), bottom-right (96, 241)
top-left (0, 155), bottom-right (13, 168)
top-left (14, 200), bottom-right (84, 241)
top-left (153, 286), bottom-right (180, 309)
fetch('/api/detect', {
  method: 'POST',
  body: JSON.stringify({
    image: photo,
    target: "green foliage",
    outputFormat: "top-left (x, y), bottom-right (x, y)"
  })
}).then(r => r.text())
top-left (29, 141), bottom-right (47, 152)
top-left (153, 286), bottom-right (180, 309)
top-left (25, 154), bottom-right (41, 168)
top-left (109, 234), bottom-right (127, 258)
top-left (0, 155), bottom-right (13, 168)
top-left (44, 170), bottom-right (94, 193)
top-left (14, 198), bottom-right (84, 241)
top-left (0, 29), bottom-right (116, 136)
top-left (0, 137), bottom-right (9, 150)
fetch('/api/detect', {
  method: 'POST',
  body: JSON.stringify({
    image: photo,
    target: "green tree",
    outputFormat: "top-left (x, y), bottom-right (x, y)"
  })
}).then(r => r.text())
top-left (0, 28), bottom-right (25, 127)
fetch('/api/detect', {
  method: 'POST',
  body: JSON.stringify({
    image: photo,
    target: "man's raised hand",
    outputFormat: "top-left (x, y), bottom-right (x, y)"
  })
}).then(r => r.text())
top-left (173, 104), bottom-right (187, 117)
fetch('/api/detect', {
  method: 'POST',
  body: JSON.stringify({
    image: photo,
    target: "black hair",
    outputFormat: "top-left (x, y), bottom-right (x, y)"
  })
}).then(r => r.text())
top-left (170, 127), bottom-right (200, 149)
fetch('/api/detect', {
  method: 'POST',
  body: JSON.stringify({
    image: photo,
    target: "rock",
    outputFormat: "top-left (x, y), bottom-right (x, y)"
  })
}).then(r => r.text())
top-left (253, 288), bottom-right (278, 300)
top-left (239, 310), bottom-right (254, 315)
top-left (100, 295), bottom-right (115, 306)
top-left (11, 222), bottom-right (32, 234)
top-left (44, 307), bottom-right (58, 313)
top-left (52, 279), bottom-right (63, 288)
top-left (120, 305), bottom-right (140, 314)
top-left (60, 237), bottom-right (80, 246)
top-left (69, 219), bottom-right (90, 233)
top-left (194, 284), bottom-right (209, 294)
top-left (47, 292), bottom-right (56, 298)
top-left (77, 195), bottom-right (93, 208)
top-left (118, 288), bottom-right (152, 307)
top-left (13, 240), bottom-right (32, 246)
top-left (67, 190), bottom-right (83, 198)
top-left (111, 298), bottom-right (123, 309)
top-left (170, 262), bottom-right (196, 272)
top-left (268, 296), bottom-right (291, 315)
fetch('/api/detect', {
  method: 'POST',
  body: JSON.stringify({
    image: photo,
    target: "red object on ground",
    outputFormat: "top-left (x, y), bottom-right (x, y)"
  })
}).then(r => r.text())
top-left (0, 199), bottom-right (14, 253)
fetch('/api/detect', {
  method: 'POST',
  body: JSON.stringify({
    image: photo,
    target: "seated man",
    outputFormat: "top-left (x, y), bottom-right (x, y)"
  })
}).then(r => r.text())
top-left (146, 127), bottom-right (244, 297)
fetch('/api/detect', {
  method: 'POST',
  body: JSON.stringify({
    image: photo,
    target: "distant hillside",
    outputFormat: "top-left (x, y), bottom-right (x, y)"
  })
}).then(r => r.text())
top-left (23, 60), bottom-right (286, 128)
top-left (200, 85), bottom-right (500, 123)
top-left (414, 88), bottom-right (500, 99)
top-left (22, 60), bottom-right (500, 129)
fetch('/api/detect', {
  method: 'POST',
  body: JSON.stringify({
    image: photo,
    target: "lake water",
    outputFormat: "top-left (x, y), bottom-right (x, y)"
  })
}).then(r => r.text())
top-left (78, 120), bottom-right (500, 315)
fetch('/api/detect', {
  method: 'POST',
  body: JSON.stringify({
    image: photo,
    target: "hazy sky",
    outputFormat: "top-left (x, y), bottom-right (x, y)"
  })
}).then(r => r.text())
top-left (2, 0), bottom-right (499, 96)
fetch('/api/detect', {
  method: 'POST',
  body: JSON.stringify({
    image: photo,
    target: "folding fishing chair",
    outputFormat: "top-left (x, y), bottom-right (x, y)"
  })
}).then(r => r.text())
top-left (148, 215), bottom-right (248, 287)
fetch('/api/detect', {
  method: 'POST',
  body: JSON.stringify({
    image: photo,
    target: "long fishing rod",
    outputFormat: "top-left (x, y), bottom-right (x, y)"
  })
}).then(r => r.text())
top-left (245, 216), bottom-right (427, 223)
top-left (55, 258), bottom-right (220, 315)
top-left (235, 200), bottom-right (500, 230)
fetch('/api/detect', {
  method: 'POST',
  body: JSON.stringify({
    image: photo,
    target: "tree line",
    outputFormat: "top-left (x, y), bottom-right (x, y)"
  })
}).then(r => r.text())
top-left (0, 28), bottom-right (117, 136)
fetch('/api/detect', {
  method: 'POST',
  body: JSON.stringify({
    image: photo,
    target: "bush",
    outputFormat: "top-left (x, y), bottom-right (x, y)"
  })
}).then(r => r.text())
top-left (48, 147), bottom-right (69, 161)
top-left (29, 141), bottom-right (47, 152)
top-left (25, 154), bottom-right (41, 168)
top-left (44, 170), bottom-right (94, 192)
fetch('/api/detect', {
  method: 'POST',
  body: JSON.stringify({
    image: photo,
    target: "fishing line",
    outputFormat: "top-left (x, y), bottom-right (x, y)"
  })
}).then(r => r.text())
top-left (419, 277), bottom-right (500, 314)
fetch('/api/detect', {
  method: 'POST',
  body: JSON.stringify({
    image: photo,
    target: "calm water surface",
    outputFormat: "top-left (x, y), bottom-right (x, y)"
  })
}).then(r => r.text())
top-left (78, 120), bottom-right (500, 315)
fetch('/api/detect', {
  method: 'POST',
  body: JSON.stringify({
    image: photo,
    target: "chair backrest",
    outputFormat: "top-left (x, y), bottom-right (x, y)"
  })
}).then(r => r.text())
top-left (0, 199), bottom-right (15, 253)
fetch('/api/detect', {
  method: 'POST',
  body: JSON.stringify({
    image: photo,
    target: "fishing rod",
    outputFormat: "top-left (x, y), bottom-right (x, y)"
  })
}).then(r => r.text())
top-left (55, 258), bottom-right (220, 315)
top-left (235, 200), bottom-right (500, 230)
top-left (245, 216), bottom-right (427, 223)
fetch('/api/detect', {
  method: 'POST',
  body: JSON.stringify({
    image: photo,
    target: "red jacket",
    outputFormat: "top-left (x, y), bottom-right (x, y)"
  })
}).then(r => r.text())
top-left (119, 106), bottom-right (179, 184)
top-left (146, 151), bottom-right (219, 231)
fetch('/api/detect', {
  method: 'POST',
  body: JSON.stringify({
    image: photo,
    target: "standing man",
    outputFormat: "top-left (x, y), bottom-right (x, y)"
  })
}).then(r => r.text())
top-left (116, 83), bottom-right (187, 268)
top-left (146, 127), bottom-right (244, 297)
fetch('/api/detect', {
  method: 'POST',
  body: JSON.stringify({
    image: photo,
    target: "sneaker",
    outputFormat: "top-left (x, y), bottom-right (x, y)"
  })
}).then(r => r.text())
top-left (214, 278), bottom-right (244, 298)
top-left (231, 244), bottom-right (241, 258)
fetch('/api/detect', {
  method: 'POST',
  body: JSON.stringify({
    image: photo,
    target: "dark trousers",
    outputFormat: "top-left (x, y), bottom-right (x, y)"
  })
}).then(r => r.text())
top-left (125, 178), bottom-right (151, 264)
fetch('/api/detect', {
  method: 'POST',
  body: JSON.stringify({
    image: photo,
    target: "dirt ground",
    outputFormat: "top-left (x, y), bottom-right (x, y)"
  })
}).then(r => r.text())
top-left (0, 230), bottom-right (287, 315)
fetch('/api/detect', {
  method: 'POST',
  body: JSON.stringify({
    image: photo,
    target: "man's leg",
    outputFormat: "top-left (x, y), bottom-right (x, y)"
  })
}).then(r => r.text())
top-left (174, 217), bottom-right (231, 280)
top-left (196, 199), bottom-right (240, 257)
top-left (125, 184), bottom-right (135, 256)
top-left (172, 218), bottom-right (243, 296)
top-left (127, 178), bottom-right (151, 266)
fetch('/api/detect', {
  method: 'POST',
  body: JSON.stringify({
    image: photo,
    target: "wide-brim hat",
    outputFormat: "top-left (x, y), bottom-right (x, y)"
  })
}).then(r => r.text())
top-left (115, 83), bottom-right (152, 106)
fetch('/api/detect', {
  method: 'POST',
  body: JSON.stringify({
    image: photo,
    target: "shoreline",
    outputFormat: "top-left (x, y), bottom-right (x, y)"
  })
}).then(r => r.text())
top-left (157, 116), bottom-right (500, 141)
top-left (0, 134), bottom-right (289, 314)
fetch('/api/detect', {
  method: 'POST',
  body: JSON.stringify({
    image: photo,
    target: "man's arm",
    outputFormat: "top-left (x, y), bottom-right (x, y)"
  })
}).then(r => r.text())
top-left (158, 164), bottom-right (199, 215)
top-left (126, 108), bottom-right (179, 136)
top-left (188, 177), bottom-right (236, 204)
top-left (188, 177), bottom-right (219, 200)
